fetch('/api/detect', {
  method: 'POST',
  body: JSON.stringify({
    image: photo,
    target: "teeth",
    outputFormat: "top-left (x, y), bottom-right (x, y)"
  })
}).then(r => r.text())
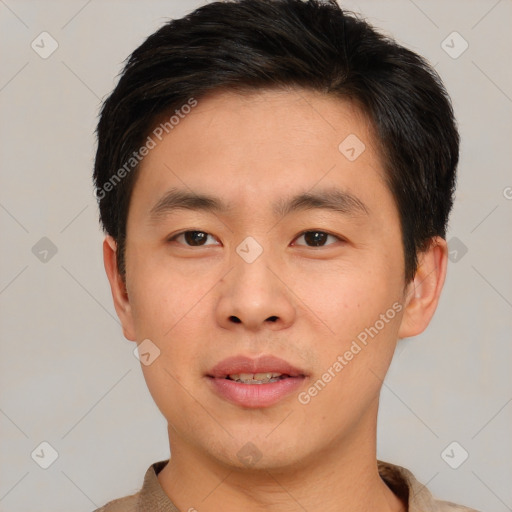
top-left (228, 372), bottom-right (284, 384)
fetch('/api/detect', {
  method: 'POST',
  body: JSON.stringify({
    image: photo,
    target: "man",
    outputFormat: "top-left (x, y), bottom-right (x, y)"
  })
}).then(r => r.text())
top-left (92, 0), bottom-right (479, 510)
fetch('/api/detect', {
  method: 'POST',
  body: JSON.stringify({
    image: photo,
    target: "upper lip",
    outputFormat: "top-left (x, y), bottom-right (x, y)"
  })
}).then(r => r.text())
top-left (208, 355), bottom-right (306, 378)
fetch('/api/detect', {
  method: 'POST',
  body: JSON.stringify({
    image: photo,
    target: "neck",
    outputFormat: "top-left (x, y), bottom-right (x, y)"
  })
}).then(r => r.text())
top-left (158, 408), bottom-right (405, 512)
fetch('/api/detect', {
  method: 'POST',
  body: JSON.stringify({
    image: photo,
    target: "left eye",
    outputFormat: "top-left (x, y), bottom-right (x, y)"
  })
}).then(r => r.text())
top-left (293, 231), bottom-right (341, 247)
top-left (170, 231), bottom-right (219, 247)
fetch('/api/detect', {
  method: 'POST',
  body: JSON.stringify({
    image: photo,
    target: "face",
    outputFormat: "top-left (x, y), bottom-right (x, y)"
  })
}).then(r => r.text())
top-left (105, 88), bottom-right (443, 471)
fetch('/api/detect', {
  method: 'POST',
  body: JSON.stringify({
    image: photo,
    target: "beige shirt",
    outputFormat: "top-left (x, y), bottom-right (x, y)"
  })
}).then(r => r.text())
top-left (93, 459), bottom-right (480, 512)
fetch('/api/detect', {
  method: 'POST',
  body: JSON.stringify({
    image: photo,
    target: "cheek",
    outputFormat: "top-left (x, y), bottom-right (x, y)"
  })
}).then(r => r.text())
top-left (298, 299), bottom-right (404, 436)
top-left (292, 263), bottom-right (399, 343)
top-left (296, 263), bottom-right (404, 400)
top-left (127, 258), bottom-right (212, 340)
top-left (127, 256), bottom-right (212, 389)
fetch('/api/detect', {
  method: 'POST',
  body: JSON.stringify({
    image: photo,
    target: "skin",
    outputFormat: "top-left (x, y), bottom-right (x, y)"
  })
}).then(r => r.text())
top-left (104, 88), bottom-right (448, 512)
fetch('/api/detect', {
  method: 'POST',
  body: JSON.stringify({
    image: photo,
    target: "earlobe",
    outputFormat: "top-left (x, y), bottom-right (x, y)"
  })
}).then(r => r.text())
top-left (398, 237), bottom-right (448, 339)
top-left (103, 236), bottom-right (137, 341)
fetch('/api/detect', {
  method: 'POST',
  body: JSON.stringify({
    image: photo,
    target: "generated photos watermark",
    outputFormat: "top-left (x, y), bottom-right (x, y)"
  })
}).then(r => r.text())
top-left (94, 97), bottom-right (198, 200)
top-left (298, 301), bottom-right (403, 405)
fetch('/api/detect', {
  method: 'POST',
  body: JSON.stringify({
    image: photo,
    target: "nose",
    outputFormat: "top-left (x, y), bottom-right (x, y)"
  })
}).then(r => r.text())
top-left (215, 254), bottom-right (296, 332)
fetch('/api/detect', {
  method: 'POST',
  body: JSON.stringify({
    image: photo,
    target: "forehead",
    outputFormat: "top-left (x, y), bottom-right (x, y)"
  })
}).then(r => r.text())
top-left (156, 87), bottom-right (377, 161)
top-left (131, 88), bottom-right (389, 217)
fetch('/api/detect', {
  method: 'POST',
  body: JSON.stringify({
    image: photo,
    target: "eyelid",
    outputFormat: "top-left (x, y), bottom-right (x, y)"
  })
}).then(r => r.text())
top-left (292, 230), bottom-right (345, 247)
top-left (167, 229), bottom-right (345, 248)
top-left (168, 230), bottom-right (221, 246)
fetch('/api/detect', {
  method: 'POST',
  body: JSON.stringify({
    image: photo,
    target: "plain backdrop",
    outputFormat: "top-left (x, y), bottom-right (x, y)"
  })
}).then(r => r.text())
top-left (0, 1), bottom-right (511, 511)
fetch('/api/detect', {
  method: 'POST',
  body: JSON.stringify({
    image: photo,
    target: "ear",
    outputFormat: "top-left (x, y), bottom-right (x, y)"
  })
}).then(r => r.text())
top-left (398, 236), bottom-right (448, 339)
top-left (103, 236), bottom-right (136, 341)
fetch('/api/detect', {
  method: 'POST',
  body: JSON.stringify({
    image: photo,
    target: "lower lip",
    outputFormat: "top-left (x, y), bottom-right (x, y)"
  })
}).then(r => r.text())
top-left (207, 376), bottom-right (306, 408)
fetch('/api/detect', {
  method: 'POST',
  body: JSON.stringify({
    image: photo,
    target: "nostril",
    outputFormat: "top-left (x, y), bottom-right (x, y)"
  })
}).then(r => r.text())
top-left (266, 316), bottom-right (278, 322)
top-left (229, 316), bottom-right (241, 323)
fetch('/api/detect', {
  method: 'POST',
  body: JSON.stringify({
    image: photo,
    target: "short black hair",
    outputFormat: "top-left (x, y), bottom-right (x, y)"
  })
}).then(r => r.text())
top-left (93, 0), bottom-right (459, 282)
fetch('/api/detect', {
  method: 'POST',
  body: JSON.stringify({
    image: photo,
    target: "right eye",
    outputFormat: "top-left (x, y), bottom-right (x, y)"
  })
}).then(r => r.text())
top-left (168, 230), bottom-right (220, 247)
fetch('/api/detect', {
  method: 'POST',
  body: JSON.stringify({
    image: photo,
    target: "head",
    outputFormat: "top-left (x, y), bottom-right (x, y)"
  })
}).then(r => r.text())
top-left (95, 0), bottom-right (458, 471)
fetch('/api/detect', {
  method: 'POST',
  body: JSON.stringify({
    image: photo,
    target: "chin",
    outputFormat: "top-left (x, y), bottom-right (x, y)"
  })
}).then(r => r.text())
top-left (204, 433), bottom-right (311, 473)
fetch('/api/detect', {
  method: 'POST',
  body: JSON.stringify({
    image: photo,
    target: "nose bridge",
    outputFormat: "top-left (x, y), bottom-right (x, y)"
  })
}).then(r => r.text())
top-left (234, 252), bottom-right (273, 295)
top-left (231, 244), bottom-right (277, 307)
top-left (215, 241), bottom-right (295, 330)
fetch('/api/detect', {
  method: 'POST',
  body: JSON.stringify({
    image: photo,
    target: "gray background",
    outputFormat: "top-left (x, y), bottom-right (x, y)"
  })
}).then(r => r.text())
top-left (0, 1), bottom-right (511, 511)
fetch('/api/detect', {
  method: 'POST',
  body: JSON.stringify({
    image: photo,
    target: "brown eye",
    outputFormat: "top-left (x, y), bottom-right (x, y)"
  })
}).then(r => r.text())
top-left (294, 231), bottom-right (340, 247)
top-left (171, 231), bottom-right (218, 247)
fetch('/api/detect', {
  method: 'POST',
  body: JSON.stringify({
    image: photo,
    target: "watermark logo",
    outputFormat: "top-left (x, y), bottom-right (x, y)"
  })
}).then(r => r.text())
top-left (447, 236), bottom-right (468, 263)
top-left (441, 441), bottom-right (469, 469)
top-left (236, 236), bottom-right (263, 264)
top-left (31, 31), bottom-right (58, 59)
top-left (31, 441), bottom-right (59, 469)
top-left (32, 237), bottom-right (58, 263)
top-left (338, 134), bottom-right (366, 162)
top-left (236, 442), bottom-right (263, 467)
top-left (134, 339), bottom-right (161, 366)
top-left (441, 31), bottom-right (469, 59)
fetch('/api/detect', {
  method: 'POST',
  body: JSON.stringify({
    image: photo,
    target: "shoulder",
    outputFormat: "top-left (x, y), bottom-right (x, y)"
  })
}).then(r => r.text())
top-left (92, 492), bottom-right (139, 512)
top-left (90, 459), bottom-right (169, 512)
top-left (378, 460), bottom-right (481, 512)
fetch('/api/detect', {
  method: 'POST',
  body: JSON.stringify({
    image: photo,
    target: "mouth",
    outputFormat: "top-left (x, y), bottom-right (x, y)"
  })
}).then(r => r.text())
top-left (224, 372), bottom-right (294, 384)
top-left (206, 355), bottom-right (307, 408)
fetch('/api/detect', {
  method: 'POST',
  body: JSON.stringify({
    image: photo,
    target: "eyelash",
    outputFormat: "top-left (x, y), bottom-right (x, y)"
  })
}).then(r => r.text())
top-left (168, 230), bottom-right (344, 248)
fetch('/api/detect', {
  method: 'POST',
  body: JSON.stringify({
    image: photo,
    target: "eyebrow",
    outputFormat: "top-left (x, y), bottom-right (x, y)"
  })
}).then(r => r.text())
top-left (148, 186), bottom-right (369, 222)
